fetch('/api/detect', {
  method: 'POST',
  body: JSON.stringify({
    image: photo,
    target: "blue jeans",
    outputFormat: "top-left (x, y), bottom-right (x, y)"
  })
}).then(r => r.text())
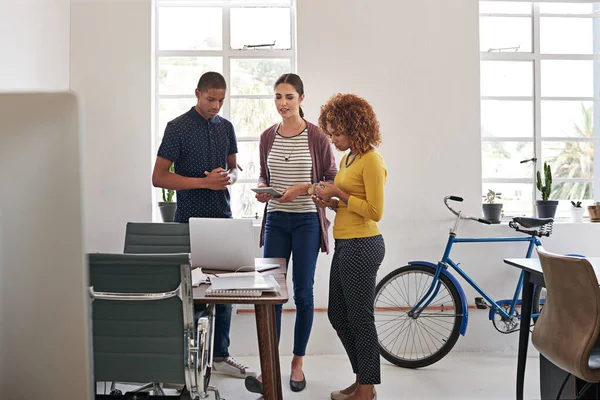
top-left (263, 211), bottom-right (321, 356)
top-left (195, 303), bottom-right (231, 359)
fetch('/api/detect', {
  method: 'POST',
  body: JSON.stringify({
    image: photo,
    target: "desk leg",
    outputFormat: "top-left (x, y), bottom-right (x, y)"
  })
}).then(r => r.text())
top-left (255, 304), bottom-right (283, 400)
top-left (517, 271), bottom-right (534, 400)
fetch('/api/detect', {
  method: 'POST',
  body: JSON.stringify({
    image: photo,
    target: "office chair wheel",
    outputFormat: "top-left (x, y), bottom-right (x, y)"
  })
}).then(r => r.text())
top-left (109, 389), bottom-right (123, 396)
top-left (179, 386), bottom-right (199, 400)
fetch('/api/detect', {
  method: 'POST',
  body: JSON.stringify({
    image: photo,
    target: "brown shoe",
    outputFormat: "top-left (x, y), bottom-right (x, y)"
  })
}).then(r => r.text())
top-left (331, 390), bottom-right (351, 400)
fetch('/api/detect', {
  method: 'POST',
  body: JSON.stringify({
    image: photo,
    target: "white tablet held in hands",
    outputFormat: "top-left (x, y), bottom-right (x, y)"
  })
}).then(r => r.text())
top-left (251, 187), bottom-right (283, 198)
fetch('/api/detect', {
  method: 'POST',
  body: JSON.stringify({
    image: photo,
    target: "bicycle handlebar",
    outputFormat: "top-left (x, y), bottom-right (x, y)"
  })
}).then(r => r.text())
top-left (444, 195), bottom-right (491, 225)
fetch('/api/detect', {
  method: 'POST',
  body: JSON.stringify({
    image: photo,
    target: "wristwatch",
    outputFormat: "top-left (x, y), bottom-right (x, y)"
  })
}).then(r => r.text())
top-left (307, 183), bottom-right (316, 195)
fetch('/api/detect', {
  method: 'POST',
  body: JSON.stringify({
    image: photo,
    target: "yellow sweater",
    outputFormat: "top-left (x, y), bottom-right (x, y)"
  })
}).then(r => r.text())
top-left (333, 149), bottom-right (387, 239)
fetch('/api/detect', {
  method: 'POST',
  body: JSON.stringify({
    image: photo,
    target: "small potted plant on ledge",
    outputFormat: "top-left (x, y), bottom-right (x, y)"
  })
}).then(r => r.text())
top-left (158, 164), bottom-right (177, 222)
top-left (588, 201), bottom-right (600, 222)
top-left (570, 201), bottom-right (584, 223)
top-left (482, 189), bottom-right (502, 224)
top-left (536, 162), bottom-right (558, 219)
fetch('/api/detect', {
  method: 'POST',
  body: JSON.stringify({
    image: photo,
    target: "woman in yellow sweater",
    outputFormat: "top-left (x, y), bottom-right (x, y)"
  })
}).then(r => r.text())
top-left (313, 93), bottom-right (386, 400)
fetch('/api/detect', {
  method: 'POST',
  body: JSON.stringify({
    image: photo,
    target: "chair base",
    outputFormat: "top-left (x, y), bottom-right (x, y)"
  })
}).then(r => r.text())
top-left (95, 385), bottom-right (220, 400)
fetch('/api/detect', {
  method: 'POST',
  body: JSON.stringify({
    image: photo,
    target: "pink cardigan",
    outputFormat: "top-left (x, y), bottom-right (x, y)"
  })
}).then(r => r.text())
top-left (257, 120), bottom-right (338, 253)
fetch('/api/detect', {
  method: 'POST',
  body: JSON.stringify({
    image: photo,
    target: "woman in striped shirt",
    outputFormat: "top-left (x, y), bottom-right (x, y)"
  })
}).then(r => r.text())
top-left (244, 73), bottom-right (337, 395)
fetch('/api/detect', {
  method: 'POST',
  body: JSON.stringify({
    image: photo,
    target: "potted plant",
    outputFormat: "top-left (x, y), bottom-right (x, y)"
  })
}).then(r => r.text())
top-left (570, 201), bottom-right (584, 223)
top-left (535, 162), bottom-right (558, 219)
top-left (588, 201), bottom-right (600, 222)
top-left (482, 189), bottom-right (502, 224)
top-left (158, 164), bottom-right (177, 222)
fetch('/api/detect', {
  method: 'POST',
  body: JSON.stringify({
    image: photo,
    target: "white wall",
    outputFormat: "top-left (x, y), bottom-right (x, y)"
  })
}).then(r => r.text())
top-left (68, 0), bottom-right (600, 358)
top-left (70, 0), bottom-right (153, 253)
top-left (0, 0), bottom-right (70, 91)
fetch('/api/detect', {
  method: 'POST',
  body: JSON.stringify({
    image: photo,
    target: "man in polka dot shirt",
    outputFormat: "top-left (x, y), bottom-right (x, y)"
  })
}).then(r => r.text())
top-left (152, 71), bottom-right (255, 379)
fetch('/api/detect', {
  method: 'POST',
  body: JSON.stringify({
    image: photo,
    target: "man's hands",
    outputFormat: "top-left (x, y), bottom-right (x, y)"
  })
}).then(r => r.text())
top-left (203, 168), bottom-right (230, 190)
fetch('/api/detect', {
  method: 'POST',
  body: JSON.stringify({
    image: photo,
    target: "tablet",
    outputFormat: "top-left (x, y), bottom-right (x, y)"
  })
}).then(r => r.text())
top-left (251, 187), bottom-right (283, 198)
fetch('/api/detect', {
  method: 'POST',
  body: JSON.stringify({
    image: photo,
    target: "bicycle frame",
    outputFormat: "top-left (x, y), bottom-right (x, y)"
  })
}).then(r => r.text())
top-left (408, 198), bottom-right (543, 336)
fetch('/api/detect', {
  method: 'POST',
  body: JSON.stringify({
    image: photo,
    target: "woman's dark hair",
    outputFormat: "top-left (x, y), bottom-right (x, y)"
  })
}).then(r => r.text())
top-left (319, 93), bottom-right (382, 154)
top-left (274, 73), bottom-right (304, 118)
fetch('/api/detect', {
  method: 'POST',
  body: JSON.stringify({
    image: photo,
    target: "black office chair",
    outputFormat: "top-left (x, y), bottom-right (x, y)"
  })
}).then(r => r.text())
top-left (89, 253), bottom-right (216, 399)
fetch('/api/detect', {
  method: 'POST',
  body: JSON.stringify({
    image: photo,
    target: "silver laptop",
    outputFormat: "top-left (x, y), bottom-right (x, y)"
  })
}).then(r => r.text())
top-left (189, 217), bottom-right (256, 271)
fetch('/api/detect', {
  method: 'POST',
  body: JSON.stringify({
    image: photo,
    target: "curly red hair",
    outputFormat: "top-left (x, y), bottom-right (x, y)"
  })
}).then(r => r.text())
top-left (318, 93), bottom-right (381, 154)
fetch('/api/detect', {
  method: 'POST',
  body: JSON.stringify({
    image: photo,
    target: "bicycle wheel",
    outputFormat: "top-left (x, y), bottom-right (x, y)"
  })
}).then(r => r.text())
top-left (532, 285), bottom-right (546, 323)
top-left (374, 264), bottom-right (463, 368)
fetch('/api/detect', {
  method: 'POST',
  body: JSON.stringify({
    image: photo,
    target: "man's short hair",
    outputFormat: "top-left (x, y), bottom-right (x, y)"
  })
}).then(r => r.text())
top-left (197, 72), bottom-right (227, 92)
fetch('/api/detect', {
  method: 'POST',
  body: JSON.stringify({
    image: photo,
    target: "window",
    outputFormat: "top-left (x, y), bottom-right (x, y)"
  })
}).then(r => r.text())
top-left (154, 0), bottom-right (296, 219)
top-left (479, 1), bottom-right (600, 219)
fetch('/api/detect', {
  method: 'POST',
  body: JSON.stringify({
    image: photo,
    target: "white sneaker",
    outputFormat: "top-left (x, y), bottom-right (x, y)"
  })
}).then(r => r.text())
top-left (212, 356), bottom-right (257, 378)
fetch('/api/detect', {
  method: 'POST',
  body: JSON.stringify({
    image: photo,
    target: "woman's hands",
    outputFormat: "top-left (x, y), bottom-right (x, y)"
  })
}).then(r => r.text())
top-left (276, 184), bottom-right (308, 203)
top-left (312, 195), bottom-right (338, 210)
top-left (255, 183), bottom-right (309, 204)
top-left (255, 183), bottom-right (272, 203)
top-left (314, 181), bottom-right (340, 200)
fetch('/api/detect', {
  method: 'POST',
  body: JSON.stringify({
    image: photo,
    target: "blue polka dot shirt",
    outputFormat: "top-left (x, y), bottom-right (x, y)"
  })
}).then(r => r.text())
top-left (158, 107), bottom-right (238, 222)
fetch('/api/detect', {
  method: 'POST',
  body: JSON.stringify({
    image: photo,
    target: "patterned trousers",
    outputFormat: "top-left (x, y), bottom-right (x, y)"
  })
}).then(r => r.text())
top-left (328, 235), bottom-right (385, 385)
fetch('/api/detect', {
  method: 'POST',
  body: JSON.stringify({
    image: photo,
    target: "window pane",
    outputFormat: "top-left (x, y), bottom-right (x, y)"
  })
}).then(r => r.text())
top-left (480, 1), bottom-right (532, 14)
top-left (158, 7), bottom-right (222, 50)
top-left (543, 141), bottom-right (594, 179)
top-left (230, 8), bottom-right (291, 50)
top-left (481, 100), bottom-right (533, 138)
top-left (482, 141), bottom-right (534, 179)
top-left (231, 98), bottom-right (280, 137)
top-left (482, 183), bottom-right (533, 217)
top-left (541, 101), bottom-right (594, 137)
top-left (231, 59), bottom-right (292, 95)
top-left (480, 17), bottom-right (532, 52)
top-left (480, 61), bottom-right (533, 97)
top-left (230, 183), bottom-right (264, 218)
top-left (550, 186), bottom-right (594, 204)
top-left (540, 17), bottom-right (593, 54)
top-left (159, 57), bottom-right (222, 95)
top-left (541, 60), bottom-right (593, 97)
top-left (235, 141), bottom-right (260, 180)
top-left (539, 3), bottom-right (600, 15)
top-left (158, 98), bottom-right (194, 141)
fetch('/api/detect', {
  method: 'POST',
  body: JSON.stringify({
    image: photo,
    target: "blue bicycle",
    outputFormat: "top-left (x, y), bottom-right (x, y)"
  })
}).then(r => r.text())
top-left (374, 195), bottom-right (554, 368)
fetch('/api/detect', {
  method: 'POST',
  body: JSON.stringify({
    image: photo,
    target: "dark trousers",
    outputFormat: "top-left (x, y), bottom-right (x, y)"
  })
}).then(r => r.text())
top-left (328, 235), bottom-right (385, 385)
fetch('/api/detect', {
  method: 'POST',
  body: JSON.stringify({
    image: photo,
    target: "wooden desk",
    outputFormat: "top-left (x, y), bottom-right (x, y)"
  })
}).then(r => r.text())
top-left (504, 257), bottom-right (600, 400)
top-left (194, 258), bottom-right (288, 400)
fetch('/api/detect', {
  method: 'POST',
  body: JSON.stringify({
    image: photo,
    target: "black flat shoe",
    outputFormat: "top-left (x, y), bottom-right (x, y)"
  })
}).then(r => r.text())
top-left (245, 376), bottom-right (263, 394)
top-left (290, 373), bottom-right (306, 392)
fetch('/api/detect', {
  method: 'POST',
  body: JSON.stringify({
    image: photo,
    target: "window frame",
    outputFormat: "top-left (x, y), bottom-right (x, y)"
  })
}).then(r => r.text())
top-left (153, 0), bottom-right (296, 220)
top-left (480, 0), bottom-right (600, 219)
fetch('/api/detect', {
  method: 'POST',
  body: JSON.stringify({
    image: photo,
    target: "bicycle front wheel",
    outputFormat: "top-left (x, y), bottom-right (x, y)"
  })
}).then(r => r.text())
top-left (374, 264), bottom-right (463, 368)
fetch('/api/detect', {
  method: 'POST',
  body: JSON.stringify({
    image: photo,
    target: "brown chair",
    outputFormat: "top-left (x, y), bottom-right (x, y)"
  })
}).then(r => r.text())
top-left (533, 247), bottom-right (600, 399)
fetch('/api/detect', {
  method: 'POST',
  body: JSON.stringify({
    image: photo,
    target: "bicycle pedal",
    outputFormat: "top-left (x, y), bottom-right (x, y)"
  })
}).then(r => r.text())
top-left (474, 297), bottom-right (488, 309)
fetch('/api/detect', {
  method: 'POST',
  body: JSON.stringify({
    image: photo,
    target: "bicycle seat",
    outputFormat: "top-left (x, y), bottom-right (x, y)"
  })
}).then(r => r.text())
top-left (512, 217), bottom-right (553, 228)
